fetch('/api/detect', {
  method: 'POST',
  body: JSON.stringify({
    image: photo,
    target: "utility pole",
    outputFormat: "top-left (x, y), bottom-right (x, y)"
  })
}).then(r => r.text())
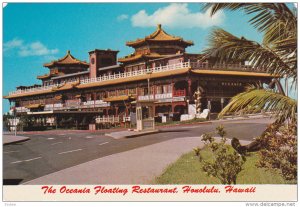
top-left (146, 69), bottom-right (153, 118)
top-left (13, 107), bottom-right (17, 136)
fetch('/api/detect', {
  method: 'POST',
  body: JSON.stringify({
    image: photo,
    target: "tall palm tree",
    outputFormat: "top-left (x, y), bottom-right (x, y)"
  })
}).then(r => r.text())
top-left (202, 3), bottom-right (297, 124)
top-left (202, 4), bottom-right (297, 180)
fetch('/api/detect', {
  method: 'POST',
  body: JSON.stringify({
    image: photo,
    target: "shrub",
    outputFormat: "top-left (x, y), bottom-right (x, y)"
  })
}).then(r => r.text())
top-left (256, 122), bottom-right (297, 181)
top-left (193, 147), bottom-right (201, 156)
top-left (200, 125), bottom-right (245, 184)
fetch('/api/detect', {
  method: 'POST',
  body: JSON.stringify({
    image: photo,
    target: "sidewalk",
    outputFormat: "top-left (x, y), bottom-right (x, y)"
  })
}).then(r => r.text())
top-left (24, 137), bottom-right (204, 184)
top-left (24, 137), bottom-right (250, 185)
top-left (3, 135), bottom-right (30, 145)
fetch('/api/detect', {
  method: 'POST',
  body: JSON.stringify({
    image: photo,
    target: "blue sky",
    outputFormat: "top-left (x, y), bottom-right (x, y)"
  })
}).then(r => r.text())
top-left (3, 3), bottom-right (297, 113)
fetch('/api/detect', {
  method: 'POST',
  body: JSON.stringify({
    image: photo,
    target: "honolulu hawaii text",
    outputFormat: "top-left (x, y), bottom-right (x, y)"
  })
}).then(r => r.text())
top-left (41, 185), bottom-right (256, 195)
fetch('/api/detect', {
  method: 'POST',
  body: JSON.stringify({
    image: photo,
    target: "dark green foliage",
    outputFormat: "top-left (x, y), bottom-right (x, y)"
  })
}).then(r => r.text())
top-left (256, 122), bottom-right (297, 180)
top-left (200, 125), bottom-right (245, 184)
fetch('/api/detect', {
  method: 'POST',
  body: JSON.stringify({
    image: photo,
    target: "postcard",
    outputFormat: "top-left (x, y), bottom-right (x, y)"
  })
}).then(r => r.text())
top-left (2, 2), bottom-right (297, 206)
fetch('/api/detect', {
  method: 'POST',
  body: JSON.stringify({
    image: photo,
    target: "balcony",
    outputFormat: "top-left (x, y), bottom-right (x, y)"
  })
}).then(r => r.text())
top-left (15, 107), bottom-right (30, 113)
top-left (44, 100), bottom-right (110, 111)
top-left (189, 62), bottom-right (266, 72)
top-left (96, 116), bottom-right (120, 124)
top-left (8, 84), bottom-right (59, 96)
top-left (137, 92), bottom-right (185, 101)
top-left (81, 100), bottom-right (110, 108)
top-left (8, 61), bottom-right (267, 97)
top-left (80, 62), bottom-right (190, 85)
top-left (44, 103), bottom-right (64, 111)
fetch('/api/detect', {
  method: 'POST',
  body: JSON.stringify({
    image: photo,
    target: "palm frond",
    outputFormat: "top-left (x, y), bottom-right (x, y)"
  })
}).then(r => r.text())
top-left (202, 3), bottom-right (297, 45)
top-left (218, 86), bottom-right (297, 123)
top-left (204, 29), bottom-right (297, 82)
top-left (202, 3), bottom-right (247, 16)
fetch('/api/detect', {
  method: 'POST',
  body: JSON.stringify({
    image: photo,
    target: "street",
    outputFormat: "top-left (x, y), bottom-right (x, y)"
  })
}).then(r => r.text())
top-left (3, 118), bottom-right (273, 185)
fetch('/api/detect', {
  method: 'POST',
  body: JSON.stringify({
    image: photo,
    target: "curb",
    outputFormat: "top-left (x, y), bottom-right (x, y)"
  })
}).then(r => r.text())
top-left (156, 121), bottom-right (212, 129)
top-left (3, 138), bottom-right (30, 145)
top-left (124, 130), bottom-right (161, 138)
top-left (215, 116), bottom-right (272, 123)
top-left (105, 129), bottom-right (161, 139)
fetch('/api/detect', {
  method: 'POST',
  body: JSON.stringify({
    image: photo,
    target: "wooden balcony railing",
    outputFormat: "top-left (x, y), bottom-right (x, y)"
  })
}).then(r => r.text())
top-left (137, 93), bottom-right (173, 101)
top-left (15, 107), bottom-right (30, 113)
top-left (189, 62), bottom-right (267, 72)
top-left (80, 62), bottom-right (190, 85)
top-left (43, 100), bottom-right (110, 111)
top-left (95, 116), bottom-right (120, 124)
top-left (9, 61), bottom-right (267, 96)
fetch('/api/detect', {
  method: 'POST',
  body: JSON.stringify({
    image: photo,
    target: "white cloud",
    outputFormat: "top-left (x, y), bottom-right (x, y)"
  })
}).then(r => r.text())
top-left (4, 38), bottom-right (23, 51)
top-left (19, 41), bottom-right (59, 57)
top-left (117, 14), bottom-right (129, 21)
top-left (3, 38), bottom-right (59, 57)
top-left (131, 3), bottom-right (225, 29)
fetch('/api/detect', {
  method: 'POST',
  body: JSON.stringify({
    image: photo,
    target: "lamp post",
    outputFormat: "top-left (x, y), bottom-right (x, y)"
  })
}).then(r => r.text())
top-left (221, 97), bottom-right (224, 110)
top-left (12, 106), bottom-right (17, 136)
top-left (186, 99), bottom-right (189, 114)
top-left (146, 69), bottom-right (153, 118)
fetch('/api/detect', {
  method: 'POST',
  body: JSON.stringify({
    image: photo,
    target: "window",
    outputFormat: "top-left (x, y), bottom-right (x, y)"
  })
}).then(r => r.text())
top-left (118, 89), bottom-right (126, 96)
top-left (163, 85), bottom-right (168, 93)
top-left (156, 85), bottom-right (162, 94)
top-left (109, 91), bottom-right (116, 97)
top-left (144, 88), bottom-right (148, 95)
top-left (129, 88), bottom-right (136, 95)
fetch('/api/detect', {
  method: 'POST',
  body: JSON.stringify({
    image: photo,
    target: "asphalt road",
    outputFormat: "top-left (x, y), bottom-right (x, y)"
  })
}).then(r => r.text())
top-left (3, 118), bottom-right (273, 185)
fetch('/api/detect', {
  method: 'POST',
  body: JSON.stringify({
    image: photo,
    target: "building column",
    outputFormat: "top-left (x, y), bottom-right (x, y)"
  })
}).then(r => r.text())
top-left (115, 106), bottom-right (119, 116)
top-left (125, 104), bottom-right (129, 116)
top-left (171, 81), bottom-right (175, 96)
top-left (188, 79), bottom-right (192, 100)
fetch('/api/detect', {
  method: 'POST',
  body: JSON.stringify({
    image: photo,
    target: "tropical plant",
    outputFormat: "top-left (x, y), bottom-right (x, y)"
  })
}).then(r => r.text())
top-left (202, 3), bottom-right (297, 180)
top-left (202, 3), bottom-right (297, 124)
top-left (201, 125), bottom-right (245, 184)
top-left (256, 122), bottom-right (297, 180)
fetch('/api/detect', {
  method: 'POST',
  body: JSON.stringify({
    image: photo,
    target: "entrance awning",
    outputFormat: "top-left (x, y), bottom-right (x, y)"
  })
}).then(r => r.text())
top-left (27, 111), bottom-right (54, 115)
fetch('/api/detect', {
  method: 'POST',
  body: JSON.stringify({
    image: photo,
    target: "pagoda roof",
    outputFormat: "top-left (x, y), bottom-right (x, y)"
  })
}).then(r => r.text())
top-left (44, 50), bottom-right (89, 68)
top-left (51, 71), bottom-right (89, 80)
top-left (126, 24), bottom-right (194, 47)
top-left (17, 84), bottom-right (42, 89)
top-left (118, 52), bottom-right (165, 63)
top-left (52, 80), bottom-right (80, 92)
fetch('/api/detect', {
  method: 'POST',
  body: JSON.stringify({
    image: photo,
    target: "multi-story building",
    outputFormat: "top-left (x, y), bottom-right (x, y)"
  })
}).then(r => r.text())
top-left (4, 25), bottom-right (278, 130)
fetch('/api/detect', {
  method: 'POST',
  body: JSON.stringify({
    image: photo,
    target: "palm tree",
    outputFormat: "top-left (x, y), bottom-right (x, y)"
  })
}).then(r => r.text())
top-left (202, 3), bottom-right (297, 124)
top-left (202, 3), bottom-right (297, 180)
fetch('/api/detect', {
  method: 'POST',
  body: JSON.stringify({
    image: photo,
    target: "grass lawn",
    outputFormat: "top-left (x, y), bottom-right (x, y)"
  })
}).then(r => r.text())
top-left (155, 148), bottom-right (296, 184)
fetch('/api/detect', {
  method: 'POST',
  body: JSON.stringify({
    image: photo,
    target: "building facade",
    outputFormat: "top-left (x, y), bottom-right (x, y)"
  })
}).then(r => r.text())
top-left (4, 25), bottom-right (278, 130)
